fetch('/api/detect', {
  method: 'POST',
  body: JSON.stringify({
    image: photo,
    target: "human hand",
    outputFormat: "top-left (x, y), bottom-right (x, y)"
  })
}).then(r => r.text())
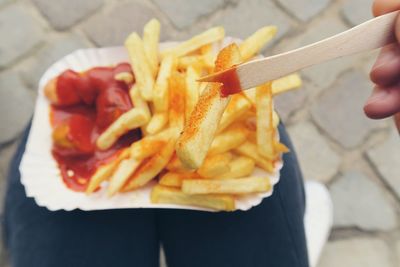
top-left (364, 0), bottom-right (400, 132)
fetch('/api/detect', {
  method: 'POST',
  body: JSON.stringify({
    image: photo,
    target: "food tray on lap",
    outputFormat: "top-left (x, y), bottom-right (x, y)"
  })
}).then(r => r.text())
top-left (20, 38), bottom-right (283, 212)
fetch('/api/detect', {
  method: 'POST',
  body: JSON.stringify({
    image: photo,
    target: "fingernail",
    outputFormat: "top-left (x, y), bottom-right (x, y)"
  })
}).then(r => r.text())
top-left (365, 87), bottom-right (389, 106)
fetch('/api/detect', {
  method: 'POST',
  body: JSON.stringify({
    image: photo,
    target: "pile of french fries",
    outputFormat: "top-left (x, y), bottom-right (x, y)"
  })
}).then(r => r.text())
top-left (85, 19), bottom-right (302, 211)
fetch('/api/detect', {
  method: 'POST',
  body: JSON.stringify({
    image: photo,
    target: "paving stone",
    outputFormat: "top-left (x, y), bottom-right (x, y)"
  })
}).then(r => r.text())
top-left (311, 71), bottom-right (381, 149)
top-left (21, 34), bottom-right (90, 89)
top-left (277, 17), bottom-right (351, 89)
top-left (32, 0), bottom-right (104, 30)
top-left (212, 0), bottom-right (291, 41)
top-left (288, 121), bottom-right (340, 183)
top-left (154, 0), bottom-right (225, 29)
top-left (277, 0), bottom-right (331, 22)
top-left (367, 129), bottom-right (400, 199)
top-left (330, 171), bottom-right (397, 231)
top-left (0, 71), bottom-right (34, 144)
top-left (274, 87), bottom-right (307, 122)
top-left (318, 238), bottom-right (392, 267)
top-left (0, 4), bottom-right (44, 67)
top-left (342, 0), bottom-right (373, 26)
top-left (83, 1), bottom-right (172, 47)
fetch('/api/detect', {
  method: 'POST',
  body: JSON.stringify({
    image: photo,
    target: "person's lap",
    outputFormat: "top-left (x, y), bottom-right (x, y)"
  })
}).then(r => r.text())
top-left (3, 124), bottom-right (308, 267)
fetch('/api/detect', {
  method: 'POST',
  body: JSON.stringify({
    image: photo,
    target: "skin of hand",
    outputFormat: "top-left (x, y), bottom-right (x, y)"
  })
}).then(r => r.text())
top-left (364, 0), bottom-right (400, 131)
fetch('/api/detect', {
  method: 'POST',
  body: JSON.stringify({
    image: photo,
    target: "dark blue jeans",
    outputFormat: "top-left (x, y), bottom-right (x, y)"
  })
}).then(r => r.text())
top-left (3, 124), bottom-right (308, 267)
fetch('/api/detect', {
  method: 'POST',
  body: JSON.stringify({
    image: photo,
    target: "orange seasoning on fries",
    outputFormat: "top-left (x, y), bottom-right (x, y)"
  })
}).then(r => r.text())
top-left (47, 63), bottom-right (141, 191)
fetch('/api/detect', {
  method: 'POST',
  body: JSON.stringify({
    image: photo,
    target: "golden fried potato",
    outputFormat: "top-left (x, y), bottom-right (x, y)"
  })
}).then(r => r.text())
top-left (271, 73), bottom-right (302, 95)
top-left (159, 171), bottom-right (200, 187)
top-left (96, 108), bottom-right (150, 150)
top-left (161, 27), bottom-right (224, 58)
top-left (176, 44), bottom-right (242, 169)
top-left (151, 184), bottom-right (235, 211)
top-left (130, 128), bottom-right (174, 160)
top-left (146, 112), bottom-right (168, 135)
top-left (184, 66), bottom-right (200, 122)
top-left (209, 123), bottom-right (249, 155)
top-left (234, 141), bottom-right (274, 173)
top-left (108, 157), bottom-right (141, 196)
top-left (182, 176), bottom-right (271, 195)
top-left (123, 137), bottom-right (177, 191)
top-left (256, 83), bottom-right (275, 159)
top-left (239, 26), bottom-right (277, 61)
top-left (217, 94), bottom-right (252, 133)
top-left (153, 55), bottom-right (176, 112)
top-left (115, 72), bottom-right (134, 84)
top-left (197, 152), bottom-right (232, 178)
top-left (218, 156), bottom-right (255, 179)
top-left (168, 72), bottom-right (186, 132)
top-left (125, 32), bottom-right (154, 101)
top-left (166, 153), bottom-right (191, 172)
top-left (143, 18), bottom-right (160, 77)
top-left (129, 84), bottom-right (151, 118)
top-left (86, 148), bottom-right (130, 194)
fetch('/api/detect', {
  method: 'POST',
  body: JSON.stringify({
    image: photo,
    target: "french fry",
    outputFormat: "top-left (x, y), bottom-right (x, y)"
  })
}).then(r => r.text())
top-left (273, 111), bottom-right (280, 128)
top-left (159, 171), bottom-right (200, 187)
top-left (209, 123), bottom-right (249, 155)
top-left (243, 73), bottom-right (302, 103)
top-left (182, 176), bottom-right (271, 195)
top-left (85, 148), bottom-right (130, 194)
top-left (129, 84), bottom-right (151, 118)
top-left (200, 43), bottom-right (215, 73)
top-left (114, 72), bottom-right (134, 84)
top-left (256, 83), bottom-right (275, 159)
top-left (234, 141), bottom-right (274, 173)
top-left (177, 55), bottom-right (213, 72)
top-left (271, 73), bottom-right (302, 95)
top-left (217, 94), bottom-right (252, 133)
top-left (146, 112), bottom-right (168, 134)
top-left (96, 108), bottom-right (150, 150)
top-left (185, 65), bottom-right (200, 122)
top-left (168, 72), bottom-right (186, 132)
top-left (218, 156), bottom-right (255, 179)
top-left (123, 137), bottom-right (177, 191)
top-left (130, 128), bottom-right (174, 159)
top-left (125, 32), bottom-right (154, 101)
top-left (197, 152), bottom-right (232, 178)
top-left (239, 26), bottom-right (277, 61)
top-left (176, 44), bottom-right (242, 169)
top-left (108, 157), bottom-right (141, 196)
top-left (161, 27), bottom-right (224, 58)
top-left (153, 55), bottom-right (176, 112)
top-left (151, 184), bottom-right (235, 211)
top-left (166, 153), bottom-right (191, 172)
top-left (143, 19), bottom-right (160, 77)
top-left (275, 142), bottom-right (290, 153)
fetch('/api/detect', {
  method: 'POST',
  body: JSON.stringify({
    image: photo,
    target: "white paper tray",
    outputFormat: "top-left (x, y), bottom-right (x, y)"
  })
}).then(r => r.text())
top-left (20, 39), bottom-right (283, 211)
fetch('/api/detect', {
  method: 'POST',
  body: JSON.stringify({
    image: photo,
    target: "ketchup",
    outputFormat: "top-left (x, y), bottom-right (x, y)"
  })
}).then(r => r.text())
top-left (50, 63), bottom-right (140, 192)
top-left (216, 66), bottom-right (243, 97)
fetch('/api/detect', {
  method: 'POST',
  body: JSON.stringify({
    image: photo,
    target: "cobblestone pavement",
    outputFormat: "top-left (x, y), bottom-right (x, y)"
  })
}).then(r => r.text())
top-left (0, 0), bottom-right (399, 266)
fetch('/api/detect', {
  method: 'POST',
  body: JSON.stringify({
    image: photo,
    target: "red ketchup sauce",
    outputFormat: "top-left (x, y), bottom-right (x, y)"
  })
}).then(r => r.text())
top-left (50, 63), bottom-right (141, 192)
top-left (216, 66), bottom-right (243, 97)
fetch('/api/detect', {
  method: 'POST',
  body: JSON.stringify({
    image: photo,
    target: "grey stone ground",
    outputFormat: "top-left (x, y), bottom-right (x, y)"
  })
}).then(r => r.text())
top-left (0, 0), bottom-right (398, 266)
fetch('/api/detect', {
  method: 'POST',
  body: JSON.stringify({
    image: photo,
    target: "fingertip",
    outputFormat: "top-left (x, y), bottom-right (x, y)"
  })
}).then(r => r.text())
top-left (372, 0), bottom-right (400, 16)
top-left (370, 45), bottom-right (400, 86)
top-left (364, 85), bottom-right (400, 119)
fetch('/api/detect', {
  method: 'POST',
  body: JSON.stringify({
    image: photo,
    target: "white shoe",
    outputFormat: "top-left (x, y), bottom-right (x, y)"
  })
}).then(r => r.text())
top-left (304, 181), bottom-right (333, 267)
